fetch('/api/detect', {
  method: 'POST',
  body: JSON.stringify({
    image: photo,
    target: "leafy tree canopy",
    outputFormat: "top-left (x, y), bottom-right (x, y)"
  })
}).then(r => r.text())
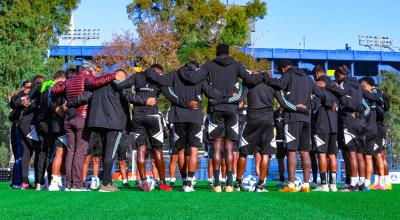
top-left (0, 0), bottom-right (79, 129)
top-left (127, 0), bottom-right (267, 48)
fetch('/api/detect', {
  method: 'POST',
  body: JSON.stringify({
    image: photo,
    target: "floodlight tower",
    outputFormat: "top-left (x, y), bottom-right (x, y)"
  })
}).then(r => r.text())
top-left (358, 35), bottom-right (395, 51)
top-left (62, 28), bottom-right (100, 45)
top-left (61, 14), bottom-right (100, 45)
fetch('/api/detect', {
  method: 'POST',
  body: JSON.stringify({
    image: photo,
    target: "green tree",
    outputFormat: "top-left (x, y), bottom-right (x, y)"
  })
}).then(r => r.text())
top-left (125, 1), bottom-right (268, 113)
top-left (379, 72), bottom-right (400, 140)
top-left (127, 0), bottom-right (267, 48)
top-left (0, 0), bottom-right (79, 159)
top-left (219, 6), bottom-right (249, 46)
top-left (0, 0), bottom-right (79, 107)
top-left (378, 71), bottom-right (400, 161)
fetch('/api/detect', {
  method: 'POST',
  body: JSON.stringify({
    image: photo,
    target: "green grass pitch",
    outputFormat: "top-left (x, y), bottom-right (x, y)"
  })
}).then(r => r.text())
top-left (0, 181), bottom-right (399, 219)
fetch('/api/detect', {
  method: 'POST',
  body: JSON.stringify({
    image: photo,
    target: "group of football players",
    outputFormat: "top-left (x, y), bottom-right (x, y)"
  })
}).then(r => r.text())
top-left (8, 44), bottom-right (392, 193)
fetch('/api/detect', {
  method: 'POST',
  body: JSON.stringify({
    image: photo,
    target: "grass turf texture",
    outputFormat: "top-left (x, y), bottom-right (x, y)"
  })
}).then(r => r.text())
top-left (0, 182), bottom-right (399, 219)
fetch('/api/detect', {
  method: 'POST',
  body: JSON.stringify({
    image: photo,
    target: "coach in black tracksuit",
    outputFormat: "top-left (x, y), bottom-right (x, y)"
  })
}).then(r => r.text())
top-left (87, 70), bottom-right (147, 191)
top-left (179, 44), bottom-right (265, 191)
top-left (146, 62), bottom-right (225, 190)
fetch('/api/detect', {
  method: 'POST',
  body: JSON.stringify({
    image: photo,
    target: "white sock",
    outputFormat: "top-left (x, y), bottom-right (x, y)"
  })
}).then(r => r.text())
top-left (385, 175), bottom-right (391, 185)
top-left (351, 177), bottom-right (359, 186)
top-left (365, 179), bottom-right (371, 187)
top-left (208, 178), bottom-right (213, 182)
top-left (359, 177), bottom-right (365, 184)
top-left (373, 175), bottom-right (379, 184)
top-left (53, 175), bottom-right (62, 183)
top-left (122, 179), bottom-right (127, 184)
top-left (221, 178), bottom-right (226, 183)
top-left (303, 182), bottom-right (309, 188)
top-left (288, 182), bottom-right (295, 187)
top-left (379, 176), bottom-right (385, 186)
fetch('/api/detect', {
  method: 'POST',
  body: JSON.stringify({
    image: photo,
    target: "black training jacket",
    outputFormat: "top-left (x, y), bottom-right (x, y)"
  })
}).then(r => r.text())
top-left (179, 55), bottom-right (265, 113)
top-left (376, 89), bottom-right (389, 127)
top-left (19, 82), bottom-right (43, 135)
top-left (146, 63), bottom-right (223, 124)
top-left (88, 83), bottom-right (144, 131)
top-left (8, 91), bottom-right (29, 123)
top-left (243, 82), bottom-right (274, 121)
top-left (48, 93), bottom-right (66, 133)
top-left (112, 70), bottom-right (185, 117)
top-left (327, 77), bottom-right (364, 127)
top-left (311, 75), bottom-right (338, 134)
top-left (362, 88), bottom-right (379, 134)
top-left (36, 88), bottom-right (53, 133)
top-left (244, 80), bottom-right (310, 121)
top-left (265, 67), bottom-right (316, 123)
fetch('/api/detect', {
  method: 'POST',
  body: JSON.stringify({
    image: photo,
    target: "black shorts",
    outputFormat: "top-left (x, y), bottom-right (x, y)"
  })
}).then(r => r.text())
top-left (87, 130), bottom-right (103, 157)
top-left (343, 128), bottom-right (363, 153)
top-left (129, 132), bottom-right (137, 150)
top-left (132, 115), bottom-right (164, 148)
top-left (173, 122), bottom-right (203, 148)
top-left (53, 132), bottom-right (67, 149)
top-left (363, 132), bottom-right (381, 156)
top-left (208, 111), bottom-right (238, 141)
top-left (239, 120), bottom-right (276, 155)
top-left (285, 122), bottom-right (311, 152)
top-left (276, 141), bottom-right (286, 159)
top-left (117, 133), bottom-right (129, 161)
top-left (313, 133), bottom-right (338, 154)
top-left (374, 133), bottom-right (386, 155)
top-left (377, 125), bottom-right (387, 150)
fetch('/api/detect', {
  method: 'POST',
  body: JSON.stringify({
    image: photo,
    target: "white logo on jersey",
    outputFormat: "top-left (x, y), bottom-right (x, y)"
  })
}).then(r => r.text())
top-left (343, 129), bottom-right (355, 145)
top-left (208, 119), bottom-right (218, 134)
top-left (239, 135), bottom-right (249, 147)
top-left (270, 137), bottom-right (277, 148)
top-left (195, 129), bottom-right (203, 143)
top-left (231, 121), bottom-right (239, 135)
top-left (314, 135), bottom-right (326, 148)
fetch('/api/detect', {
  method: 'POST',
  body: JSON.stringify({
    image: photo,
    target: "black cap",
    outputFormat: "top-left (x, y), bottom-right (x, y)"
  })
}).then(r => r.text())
top-left (359, 76), bottom-right (376, 87)
top-left (216, 44), bottom-right (229, 56)
top-left (276, 59), bottom-right (293, 70)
